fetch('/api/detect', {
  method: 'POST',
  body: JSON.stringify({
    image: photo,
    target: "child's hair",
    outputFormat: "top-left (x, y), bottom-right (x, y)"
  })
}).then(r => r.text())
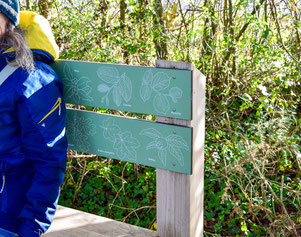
top-left (0, 20), bottom-right (34, 70)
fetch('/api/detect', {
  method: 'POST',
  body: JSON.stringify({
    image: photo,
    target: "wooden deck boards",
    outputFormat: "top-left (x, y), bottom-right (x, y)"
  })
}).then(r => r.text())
top-left (44, 206), bottom-right (157, 237)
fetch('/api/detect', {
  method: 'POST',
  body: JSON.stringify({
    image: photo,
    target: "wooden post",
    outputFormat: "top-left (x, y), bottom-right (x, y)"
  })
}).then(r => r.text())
top-left (156, 60), bottom-right (206, 237)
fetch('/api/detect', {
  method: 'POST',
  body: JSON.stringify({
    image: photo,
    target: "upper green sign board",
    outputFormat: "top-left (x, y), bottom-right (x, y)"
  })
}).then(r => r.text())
top-left (66, 109), bottom-right (192, 174)
top-left (51, 60), bottom-right (192, 120)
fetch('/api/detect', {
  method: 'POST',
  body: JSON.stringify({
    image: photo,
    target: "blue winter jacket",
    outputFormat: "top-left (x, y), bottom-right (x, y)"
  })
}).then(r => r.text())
top-left (0, 11), bottom-right (67, 237)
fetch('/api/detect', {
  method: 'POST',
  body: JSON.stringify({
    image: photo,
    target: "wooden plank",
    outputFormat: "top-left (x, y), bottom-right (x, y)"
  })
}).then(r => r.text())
top-left (51, 60), bottom-right (192, 120)
top-left (155, 60), bottom-right (206, 237)
top-left (45, 206), bottom-right (157, 237)
top-left (66, 109), bottom-right (192, 174)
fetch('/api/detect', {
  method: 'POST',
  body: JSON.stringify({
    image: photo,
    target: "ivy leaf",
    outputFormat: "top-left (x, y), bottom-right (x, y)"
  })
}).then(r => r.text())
top-left (152, 72), bottom-right (170, 91)
top-left (98, 84), bottom-right (110, 93)
top-left (169, 87), bottom-right (183, 103)
top-left (140, 128), bottom-right (162, 139)
top-left (154, 94), bottom-right (170, 114)
top-left (97, 67), bottom-right (120, 84)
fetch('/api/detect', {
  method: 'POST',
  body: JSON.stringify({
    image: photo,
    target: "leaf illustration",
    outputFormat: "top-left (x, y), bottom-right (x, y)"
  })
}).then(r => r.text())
top-left (140, 85), bottom-right (152, 102)
top-left (113, 85), bottom-right (122, 106)
top-left (169, 87), bottom-right (183, 103)
top-left (102, 117), bottom-right (114, 127)
top-left (82, 84), bottom-right (92, 95)
top-left (64, 85), bottom-right (76, 101)
top-left (154, 94), bottom-right (170, 114)
top-left (168, 145), bottom-right (184, 166)
top-left (142, 70), bottom-right (153, 85)
top-left (86, 119), bottom-right (97, 136)
top-left (166, 135), bottom-right (189, 150)
top-left (152, 72), bottom-right (170, 91)
top-left (64, 63), bottom-right (74, 80)
top-left (98, 84), bottom-right (110, 93)
top-left (66, 116), bottom-right (96, 152)
top-left (63, 64), bottom-right (93, 103)
top-left (102, 118), bottom-right (121, 142)
top-left (117, 147), bottom-right (137, 161)
top-left (126, 148), bottom-right (138, 161)
top-left (158, 148), bottom-right (167, 166)
top-left (71, 93), bottom-right (80, 105)
top-left (119, 74), bottom-right (132, 102)
top-left (122, 132), bottom-right (140, 147)
top-left (140, 70), bottom-right (153, 102)
top-left (146, 140), bottom-right (161, 150)
top-left (77, 77), bottom-right (93, 96)
top-left (140, 128), bottom-right (162, 139)
top-left (64, 75), bottom-right (93, 103)
top-left (97, 67), bottom-right (120, 84)
top-left (113, 131), bottom-right (140, 161)
top-left (105, 96), bottom-right (109, 106)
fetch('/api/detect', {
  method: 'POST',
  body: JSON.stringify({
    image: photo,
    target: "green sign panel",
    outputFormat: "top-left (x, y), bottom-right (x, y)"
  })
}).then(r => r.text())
top-left (52, 60), bottom-right (192, 120)
top-left (66, 109), bottom-right (192, 174)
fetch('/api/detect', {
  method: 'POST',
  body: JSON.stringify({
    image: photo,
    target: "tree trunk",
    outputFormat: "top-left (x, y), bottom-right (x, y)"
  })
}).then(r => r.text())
top-left (120, 0), bottom-right (129, 63)
top-left (26, 0), bottom-right (30, 9)
top-left (137, 0), bottom-right (145, 40)
top-left (223, 0), bottom-right (265, 63)
top-left (153, 0), bottom-right (168, 60)
top-left (38, 0), bottom-right (52, 20)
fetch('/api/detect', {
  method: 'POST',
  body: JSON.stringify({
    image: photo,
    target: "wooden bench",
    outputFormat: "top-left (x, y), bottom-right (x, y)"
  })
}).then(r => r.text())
top-left (45, 206), bottom-right (156, 237)
top-left (50, 60), bottom-right (206, 237)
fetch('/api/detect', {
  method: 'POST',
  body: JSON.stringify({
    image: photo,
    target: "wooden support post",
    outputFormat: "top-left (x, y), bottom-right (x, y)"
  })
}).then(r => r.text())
top-left (156, 60), bottom-right (206, 237)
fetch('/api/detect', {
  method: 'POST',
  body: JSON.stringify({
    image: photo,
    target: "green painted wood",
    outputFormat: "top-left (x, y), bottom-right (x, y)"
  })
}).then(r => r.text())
top-left (66, 109), bottom-right (192, 174)
top-left (51, 60), bottom-right (192, 120)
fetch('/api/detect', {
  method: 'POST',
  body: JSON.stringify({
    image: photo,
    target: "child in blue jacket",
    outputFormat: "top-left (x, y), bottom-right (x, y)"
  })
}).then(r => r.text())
top-left (0, 1), bottom-right (67, 236)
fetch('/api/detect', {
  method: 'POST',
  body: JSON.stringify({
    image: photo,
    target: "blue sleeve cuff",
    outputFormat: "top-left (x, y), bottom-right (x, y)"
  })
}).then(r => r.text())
top-left (18, 222), bottom-right (42, 237)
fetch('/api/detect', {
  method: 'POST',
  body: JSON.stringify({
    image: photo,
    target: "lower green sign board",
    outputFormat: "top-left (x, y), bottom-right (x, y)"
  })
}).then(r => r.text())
top-left (66, 109), bottom-right (192, 174)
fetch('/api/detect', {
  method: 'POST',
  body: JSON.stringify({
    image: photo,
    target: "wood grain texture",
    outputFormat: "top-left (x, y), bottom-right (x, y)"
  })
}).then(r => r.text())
top-left (156, 60), bottom-right (206, 237)
top-left (45, 206), bottom-right (157, 237)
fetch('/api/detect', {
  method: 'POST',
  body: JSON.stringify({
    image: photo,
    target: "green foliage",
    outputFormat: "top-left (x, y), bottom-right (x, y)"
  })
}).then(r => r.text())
top-left (22, 0), bottom-right (300, 235)
top-left (59, 155), bottom-right (157, 228)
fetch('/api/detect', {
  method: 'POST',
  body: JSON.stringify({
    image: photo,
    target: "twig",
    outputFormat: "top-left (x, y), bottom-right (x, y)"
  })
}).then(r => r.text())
top-left (269, 0), bottom-right (301, 65)
top-left (109, 204), bottom-right (156, 224)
